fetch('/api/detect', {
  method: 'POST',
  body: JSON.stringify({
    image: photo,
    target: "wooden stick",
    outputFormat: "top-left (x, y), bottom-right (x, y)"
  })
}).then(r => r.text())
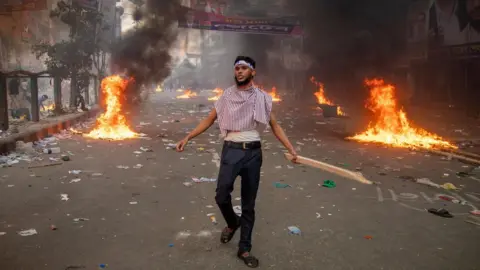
top-left (28, 162), bottom-right (63, 169)
top-left (284, 153), bottom-right (373, 185)
top-left (445, 148), bottom-right (480, 160)
top-left (428, 148), bottom-right (480, 165)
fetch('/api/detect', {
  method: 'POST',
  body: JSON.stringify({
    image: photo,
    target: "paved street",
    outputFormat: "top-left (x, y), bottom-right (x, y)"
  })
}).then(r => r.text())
top-left (1, 92), bottom-right (479, 270)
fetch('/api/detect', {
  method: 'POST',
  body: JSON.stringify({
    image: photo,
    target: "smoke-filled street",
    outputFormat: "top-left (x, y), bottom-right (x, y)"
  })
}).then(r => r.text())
top-left (1, 92), bottom-right (479, 270)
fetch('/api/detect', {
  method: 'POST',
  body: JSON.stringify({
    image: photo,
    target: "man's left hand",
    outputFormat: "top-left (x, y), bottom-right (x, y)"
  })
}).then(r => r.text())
top-left (288, 149), bottom-right (298, 163)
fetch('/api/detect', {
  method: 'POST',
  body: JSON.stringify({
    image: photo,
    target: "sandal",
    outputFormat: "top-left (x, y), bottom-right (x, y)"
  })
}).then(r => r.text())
top-left (220, 226), bottom-right (239, 244)
top-left (237, 251), bottom-right (259, 268)
top-left (428, 208), bottom-right (454, 218)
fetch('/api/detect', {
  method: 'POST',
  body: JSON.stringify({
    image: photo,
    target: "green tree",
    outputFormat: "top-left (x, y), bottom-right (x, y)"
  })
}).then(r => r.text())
top-left (32, 0), bottom-right (109, 109)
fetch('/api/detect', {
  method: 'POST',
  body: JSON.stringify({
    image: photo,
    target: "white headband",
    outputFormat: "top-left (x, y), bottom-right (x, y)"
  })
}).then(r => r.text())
top-left (234, 60), bottom-right (254, 70)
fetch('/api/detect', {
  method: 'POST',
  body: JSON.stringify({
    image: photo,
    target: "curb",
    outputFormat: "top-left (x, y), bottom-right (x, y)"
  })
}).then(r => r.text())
top-left (0, 107), bottom-right (100, 155)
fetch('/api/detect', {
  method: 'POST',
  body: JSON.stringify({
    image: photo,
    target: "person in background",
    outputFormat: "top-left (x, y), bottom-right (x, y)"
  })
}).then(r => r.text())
top-left (39, 95), bottom-right (49, 111)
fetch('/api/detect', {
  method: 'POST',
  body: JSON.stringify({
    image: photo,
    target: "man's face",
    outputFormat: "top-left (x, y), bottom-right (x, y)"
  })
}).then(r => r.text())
top-left (234, 64), bottom-right (255, 85)
top-left (467, 0), bottom-right (480, 20)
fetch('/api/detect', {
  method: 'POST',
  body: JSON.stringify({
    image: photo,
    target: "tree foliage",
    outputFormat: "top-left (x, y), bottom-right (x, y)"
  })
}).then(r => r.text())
top-left (31, 0), bottom-right (109, 93)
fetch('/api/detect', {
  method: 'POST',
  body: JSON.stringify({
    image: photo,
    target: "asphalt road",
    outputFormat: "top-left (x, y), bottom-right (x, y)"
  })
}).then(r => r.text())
top-left (1, 92), bottom-right (479, 270)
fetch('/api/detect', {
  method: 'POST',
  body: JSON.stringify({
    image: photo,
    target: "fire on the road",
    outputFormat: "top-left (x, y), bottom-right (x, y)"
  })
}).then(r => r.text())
top-left (349, 79), bottom-right (456, 149)
top-left (310, 77), bottom-right (346, 116)
top-left (268, 87), bottom-right (282, 102)
top-left (208, 88), bottom-right (224, 101)
top-left (84, 75), bottom-right (138, 140)
top-left (176, 90), bottom-right (197, 99)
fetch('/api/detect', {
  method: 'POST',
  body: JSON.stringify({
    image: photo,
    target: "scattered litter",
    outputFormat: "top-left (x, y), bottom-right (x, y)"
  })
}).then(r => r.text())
top-left (316, 212), bottom-right (321, 219)
top-left (129, 201), bottom-right (138, 205)
top-left (322, 180), bottom-right (336, 188)
top-left (43, 147), bottom-right (61, 154)
top-left (18, 229), bottom-right (38, 236)
top-left (364, 235), bottom-right (373, 240)
top-left (60, 194), bottom-right (69, 201)
top-left (92, 173), bottom-right (103, 177)
top-left (183, 182), bottom-right (193, 187)
top-left (168, 243), bottom-right (174, 247)
top-left (192, 177), bottom-right (216, 183)
top-left (73, 218), bottom-right (89, 222)
top-left (140, 147), bottom-right (153, 152)
top-left (99, 264), bottom-right (108, 269)
top-left (233, 205), bottom-right (242, 216)
top-left (61, 156), bottom-right (71, 161)
top-left (275, 165), bottom-right (282, 169)
top-left (0, 232), bottom-right (6, 236)
top-left (287, 226), bottom-right (301, 235)
top-left (274, 182), bottom-right (291, 188)
top-left (69, 170), bottom-right (82, 175)
top-left (116, 165), bottom-right (129, 169)
top-left (441, 183), bottom-right (458, 190)
top-left (65, 265), bottom-right (86, 269)
top-left (416, 178), bottom-right (440, 188)
top-left (7, 185), bottom-right (14, 188)
top-left (69, 178), bottom-right (81, 183)
top-left (209, 215), bottom-right (217, 225)
top-left (352, 188), bottom-right (357, 191)
top-left (428, 208), bottom-right (453, 218)
top-left (50, 225), bottom-right (57, 230)
top-left (470, 210), bottom-right (480, 216)
top-left (133, 164), bottom-right (144, 169)
top-left (133, 151), bottom-right (142, 154)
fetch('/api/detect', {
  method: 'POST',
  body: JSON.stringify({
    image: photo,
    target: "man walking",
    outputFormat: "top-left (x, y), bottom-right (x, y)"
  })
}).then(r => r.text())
top-left (176, 56), bottom-right (297, 268)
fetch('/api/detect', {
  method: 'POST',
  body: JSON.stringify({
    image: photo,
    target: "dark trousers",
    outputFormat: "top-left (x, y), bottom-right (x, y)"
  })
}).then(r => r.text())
top-left (215, 143), bottom-right (262, 252)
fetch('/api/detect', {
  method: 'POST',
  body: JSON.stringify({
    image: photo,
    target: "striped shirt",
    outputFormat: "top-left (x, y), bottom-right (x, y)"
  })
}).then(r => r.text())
top-left (214, 85), bottom-right (273, 137)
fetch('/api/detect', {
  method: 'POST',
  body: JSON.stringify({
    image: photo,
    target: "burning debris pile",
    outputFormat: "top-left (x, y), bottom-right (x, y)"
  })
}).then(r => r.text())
top-left (310, 77), bottom-right (345, 116)
top-left (85, 76), bottom-right (138, 140)
top-left (111, 0), bottom-right (186, 89)
top-left (349, 79), bottom-right (456, 149)
top-left (267, 87), bottom-right (282, 102)
top-left (208, 88), bottom-right (224, 101)
top-left (176, 90), bottom-right (197, 99)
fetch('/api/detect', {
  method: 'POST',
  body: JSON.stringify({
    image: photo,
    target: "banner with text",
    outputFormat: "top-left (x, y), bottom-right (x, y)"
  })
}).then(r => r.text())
top-left (178, 10), bottom-right (303, 36)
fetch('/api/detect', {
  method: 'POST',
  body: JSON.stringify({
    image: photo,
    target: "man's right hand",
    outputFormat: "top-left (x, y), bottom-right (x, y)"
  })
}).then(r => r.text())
top-left (176, 137), bottom-right (189, 152)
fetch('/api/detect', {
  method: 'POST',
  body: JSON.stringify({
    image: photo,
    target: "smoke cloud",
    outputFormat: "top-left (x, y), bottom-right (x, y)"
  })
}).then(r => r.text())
top-left (111, 0), bottom-right (187, 86)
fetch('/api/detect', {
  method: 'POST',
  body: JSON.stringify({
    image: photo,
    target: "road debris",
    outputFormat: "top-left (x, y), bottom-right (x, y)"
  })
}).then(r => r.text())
top-left (192, 177), bottom-right (216, 183)
top-left (274, 182), bottom-right (291, 188)
top-left (441, 183), bottom-right (458, 190)
top-left (28, 162), bottom-right (63, 169)
top-left (18, 228), bottom-right (38, 236)
top-left (287, 226), bottom-right (301, 235)
top-left (416, 178), bottom-right (440, 188)
top-left (322, 180), bottom-right (336, 188)
top-left (233, 206), bottom-right (242, 216)
top-left (428, 208), bottom-right (453, 218)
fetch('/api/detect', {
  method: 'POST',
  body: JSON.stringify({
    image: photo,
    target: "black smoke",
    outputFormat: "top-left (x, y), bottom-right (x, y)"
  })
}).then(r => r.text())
top-left (111, 0), bottom-right (187, 87)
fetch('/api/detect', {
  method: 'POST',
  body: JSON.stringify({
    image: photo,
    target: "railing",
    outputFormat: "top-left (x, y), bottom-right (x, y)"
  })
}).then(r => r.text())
top-left (0, 70), bottom-right (99, 131)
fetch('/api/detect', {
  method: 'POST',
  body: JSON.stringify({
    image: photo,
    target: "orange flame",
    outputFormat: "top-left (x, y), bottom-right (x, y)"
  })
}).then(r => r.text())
top-left (349, 79), bottom-right (456, 149)
top-left (84, 75), bottom-right (138, 140)
top-left (310, 77), bottom-right (345, 116)
top-left (268, 87), bottom-right (282, 102)
top-left (208, 88), bottom-right (224, 101)
top-left (176, 90), bottom-right (198, 99)
top-left (41, 103), bottom-right (55, 112)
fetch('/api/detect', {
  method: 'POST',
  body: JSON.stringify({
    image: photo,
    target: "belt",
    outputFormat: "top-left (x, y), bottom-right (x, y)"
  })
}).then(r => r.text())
top-left (224, 141), bottom-right (261, 150)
